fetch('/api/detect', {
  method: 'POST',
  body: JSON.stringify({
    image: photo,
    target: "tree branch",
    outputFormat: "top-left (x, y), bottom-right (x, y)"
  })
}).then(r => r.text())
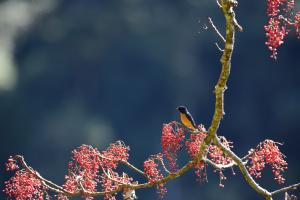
top-left (158, 158), bottom-right (171, 174)
top-left (271, 183), bottom-right (300, 196)
top-left (206, 1), bottom-right (276, 199)
top-left (212, 135), bottom-right (272, 198)
top-left (98, 153), bottom-right (146, 177)
top-left (215, 42), bottom-right (224, 52)
top-left (14, 155), bottom-right (72, 195)
top-left (203, 157), bottom-right (236, 170)
top-left (121, 160), bottom-right (146, 176)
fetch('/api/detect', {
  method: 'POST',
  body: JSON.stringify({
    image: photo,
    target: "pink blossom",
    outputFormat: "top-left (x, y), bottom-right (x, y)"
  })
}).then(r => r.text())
top-left (161, 122), bottom-right (185, 171)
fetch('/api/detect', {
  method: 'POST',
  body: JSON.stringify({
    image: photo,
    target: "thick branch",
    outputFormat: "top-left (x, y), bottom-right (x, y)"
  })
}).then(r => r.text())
top-left (205, 0), bottom-right (235, 143)
top-left (207, 0), bottom-right (271, 199)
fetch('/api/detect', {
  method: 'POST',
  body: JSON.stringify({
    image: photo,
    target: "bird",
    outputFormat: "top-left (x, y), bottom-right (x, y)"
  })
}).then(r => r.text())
top-left (177, 106), bottom-right (197, 130)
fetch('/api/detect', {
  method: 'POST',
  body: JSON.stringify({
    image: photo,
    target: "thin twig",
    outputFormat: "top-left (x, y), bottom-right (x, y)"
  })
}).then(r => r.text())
top-left (216, 0), bottom-right (222, 8)
top-left (241, 149), bottom-right (254, 161)
top-left (120, 160), bottom-right (146, 177)
top-left (215, 42), bottom-right (224, 52)
top-left (98, 153), bottom-right (145, 177)
top-left (78, 180), bottom-right (89, 197)
top-left (14, 155), bottom-right (71, 195)
top-left (158, 158), bottom-right (171, 174)
top-left (208, 17), bottom-right (226, 42)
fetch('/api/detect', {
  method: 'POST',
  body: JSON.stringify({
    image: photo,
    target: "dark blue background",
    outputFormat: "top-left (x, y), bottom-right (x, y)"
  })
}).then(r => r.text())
top-left (1, 0), bottom-right (300, 199)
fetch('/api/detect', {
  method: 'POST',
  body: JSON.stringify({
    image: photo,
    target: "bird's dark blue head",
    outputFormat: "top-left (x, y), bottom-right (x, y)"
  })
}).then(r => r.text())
top-left (177, 106), bottom-right (187, 113)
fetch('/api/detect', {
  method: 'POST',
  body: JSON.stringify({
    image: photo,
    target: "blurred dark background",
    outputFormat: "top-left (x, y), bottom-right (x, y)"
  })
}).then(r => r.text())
top-left (0, 0), bottom-right (299, 199)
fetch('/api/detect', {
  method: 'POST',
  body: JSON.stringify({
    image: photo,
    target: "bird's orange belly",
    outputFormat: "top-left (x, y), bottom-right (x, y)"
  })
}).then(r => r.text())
top-left (180, 113), bottom-right (196, 130)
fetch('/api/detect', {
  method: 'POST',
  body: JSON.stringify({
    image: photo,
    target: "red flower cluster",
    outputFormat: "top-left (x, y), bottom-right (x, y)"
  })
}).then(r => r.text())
top-left (208, 137), bottom-right (232, 166)
top-left (265, 18), bottom-right (289, 59)
top-left (144, 155), bottom-right (164, 184)
top-left (61, 141), bottom-right (130, 200)
top-left (4, 141), bottom-right (132, 200)
top-left (4, 170), bottom-right (45, 200)
top-left (99, 141), bottom-right (131, 200)
top-left (62, 144), bottom-right (101, 199)
top-left (267, 0), bottom-right (286, 17)
top-left (100, 174), bottom-right (118, 200)
top-left (161, 122), bottom-right (185, 171)
top-left (248, 140), bottom-right (288, 184)
top-left (265, 0), bottom-right (300, 59)
top-left (194, 161), bottom-right (207, 182)
top-left (143, 154), bottom-right (167, 198)
top-left (185, 131), bottom-right (207, 159)
top-left (185, 128), bottom-right (207, 180)
top-left (101, 140), bottom-right (130, 170)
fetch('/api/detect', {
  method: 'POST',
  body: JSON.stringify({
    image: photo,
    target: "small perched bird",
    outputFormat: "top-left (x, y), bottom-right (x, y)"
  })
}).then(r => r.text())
top-left (177, 106), bottom-right (197, 130)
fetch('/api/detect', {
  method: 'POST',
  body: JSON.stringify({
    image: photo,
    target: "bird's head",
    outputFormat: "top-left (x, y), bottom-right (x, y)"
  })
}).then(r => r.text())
top-left (177, 106), bottom-right (187, 113)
